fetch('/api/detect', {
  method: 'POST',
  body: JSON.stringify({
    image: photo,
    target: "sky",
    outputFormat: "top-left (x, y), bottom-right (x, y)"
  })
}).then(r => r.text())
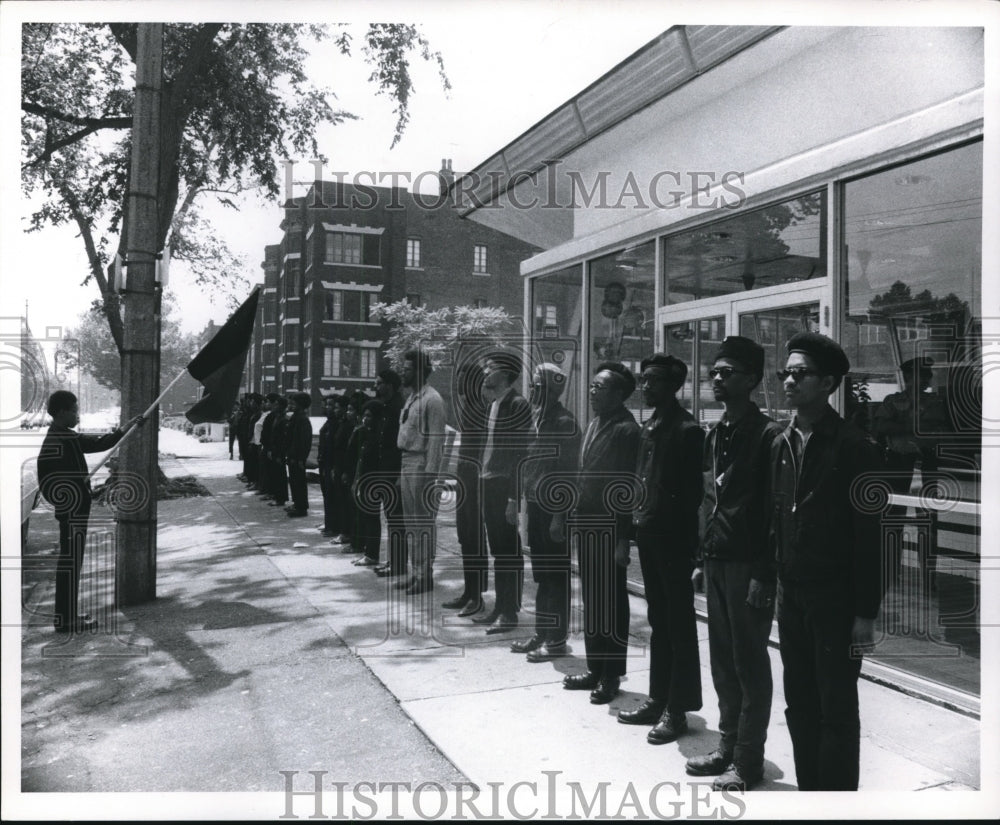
top-left (2, 0), bottom-right (690, 337)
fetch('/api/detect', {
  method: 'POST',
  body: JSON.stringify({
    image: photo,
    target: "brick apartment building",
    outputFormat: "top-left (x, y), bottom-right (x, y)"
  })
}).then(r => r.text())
top-left (246, 163), bottom-right (539, 407)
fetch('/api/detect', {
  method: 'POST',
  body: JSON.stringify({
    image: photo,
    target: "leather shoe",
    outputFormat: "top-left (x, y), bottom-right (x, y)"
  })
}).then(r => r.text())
top-left (648, 712), bottom-right (688, 744)
top-left (712, 765), bottom-right (763, 792)
top-left (441, 594), bottom-right (470, 609)
top-left (563, 672), bottom-right (599, 691)
top-left (485, 614), bottom-right (518, 635)
top-left (685, 749), bottom-right (734, 777)
top-left (457, 599), bottom-right (484, 617)
top-left (54, 615), bottom-right (98, 634)
top-left (527, 642), bottom-right (567, 662)
top-left (590, 678), bottom-right (620, 705)
top-left (374, 566), bottom-right (404, 578)
top-left (472, 608), bottom-right (500, 626)
top-left (509, 635), bottom-right (543, 653)
top-left (618, 698), bottom-right (666, 726)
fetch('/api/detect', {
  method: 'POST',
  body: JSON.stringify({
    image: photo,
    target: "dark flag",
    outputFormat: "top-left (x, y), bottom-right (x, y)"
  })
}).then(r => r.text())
top-left (185, 288), bottom-right (260, 424)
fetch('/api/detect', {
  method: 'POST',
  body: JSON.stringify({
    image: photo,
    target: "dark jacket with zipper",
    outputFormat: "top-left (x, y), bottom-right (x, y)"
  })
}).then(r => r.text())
top-left (632, 400), bottom-right (704, 561)
top-left (700, 404), bottom-right (783, 582)
top-left (768, 406), bottom-right (886, 619)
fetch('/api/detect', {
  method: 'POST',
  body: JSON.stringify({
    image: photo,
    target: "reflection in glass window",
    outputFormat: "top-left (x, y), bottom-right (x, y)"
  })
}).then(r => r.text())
top-left (530, 265), bottom-right (583, 424)
top-left (589, 241), bottom-right (655, 423)
top-left (842, 140), bottom-right (982, 697)
top-left (663, 191), bottom-right (826, 304)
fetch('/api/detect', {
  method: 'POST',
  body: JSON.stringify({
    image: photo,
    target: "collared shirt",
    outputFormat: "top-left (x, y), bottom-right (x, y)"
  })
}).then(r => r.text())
top-left (252, 410), bottom-right (269, 446)
top-left (397, 383), bottom-right (446, 475)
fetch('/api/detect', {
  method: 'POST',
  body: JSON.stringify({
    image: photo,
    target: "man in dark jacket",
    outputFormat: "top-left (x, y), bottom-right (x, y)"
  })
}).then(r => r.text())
top-left (442, 361), bottom-right (489, 613)
top-left (373, 370), bottom-right (406, 577)
top-left (285, 392), bottom-right (313, 517)
top-left (563, 362), bottom-right (640, 704)
top-left (684, 337), bottom-right (782, 790)
top-left (317, 394), bottom-right (343, 537)
top-left (511, 362), bottom-right (580, 661)
top-left (269, 395), bottom-right (290, 506)
top-left (771, 332), bottom-right (885, 791)
top-left (473, 350), bottom-right (533, 634)
top-left (37, 391), bottom-right (143, 633)
top-left (617, 354), bottom-right (704, 741)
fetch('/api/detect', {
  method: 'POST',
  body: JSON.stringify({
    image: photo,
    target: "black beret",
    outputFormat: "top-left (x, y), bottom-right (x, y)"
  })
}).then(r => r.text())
top-left (715, 336), bottom-right (765, 377)
top-left (484, 349), bottom-right (522, 379)
top-left (900, 356), bottom-right (933, 374)
top-left (377, 369), bottom-right (402, 391)
top-left (786, 332), bottom-right (850, 378)
top-left (594, 361), bottom-right (636, 399)
top-left (639, 353), bottom-right (688, 386)
top-left (361, 399), bottom-right (385, 417)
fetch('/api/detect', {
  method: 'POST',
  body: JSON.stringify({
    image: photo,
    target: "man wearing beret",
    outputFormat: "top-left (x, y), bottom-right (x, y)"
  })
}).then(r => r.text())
top-left (617, 354), bottom-right (704, 742)
top-left (684, 337), bottom-right (783, 791)
top-left (771, 332), bottom-right (885, 791)
top-left (563, 362), bottom-right (640, 704)
top-left (472, 350), bottom-right (533, 633)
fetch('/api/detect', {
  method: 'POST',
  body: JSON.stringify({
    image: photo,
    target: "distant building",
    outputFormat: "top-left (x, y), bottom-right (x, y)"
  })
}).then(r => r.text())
top-left (245, 161), bottom-right (539, 407)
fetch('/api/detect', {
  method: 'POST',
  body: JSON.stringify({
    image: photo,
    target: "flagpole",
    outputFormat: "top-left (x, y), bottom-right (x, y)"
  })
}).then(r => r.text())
top-left (87, 366), bottom-right (190, 481)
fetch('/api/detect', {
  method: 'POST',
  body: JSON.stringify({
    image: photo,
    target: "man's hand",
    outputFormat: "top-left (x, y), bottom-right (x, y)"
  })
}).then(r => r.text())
top-left (691, 567), bottom-right (704, 593)
top-left (851, 616), bottom-right (876, 656)
top-left (549, 514), bottom-right (566, 542)
top-left (746, 578), bottom-right (776, 610)
top-left (614, 537), bottom-right (630, 569)
top-left (123, 414), bottom-right (146, 432)
top-left (505, 498), bottom-right (518, 526)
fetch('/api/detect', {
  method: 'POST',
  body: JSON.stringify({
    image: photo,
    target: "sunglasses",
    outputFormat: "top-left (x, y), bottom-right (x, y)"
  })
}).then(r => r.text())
top-left (776, 368), bottom-right (820, 382)
top-left (707, 367), bottom-right (747, 380)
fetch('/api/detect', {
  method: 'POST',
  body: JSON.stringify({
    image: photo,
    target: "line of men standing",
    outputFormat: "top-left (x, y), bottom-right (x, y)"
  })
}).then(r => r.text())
top-left (371, 333), bottom-right (884, 793)
top-left (223, 332), bottom-right (885, 794)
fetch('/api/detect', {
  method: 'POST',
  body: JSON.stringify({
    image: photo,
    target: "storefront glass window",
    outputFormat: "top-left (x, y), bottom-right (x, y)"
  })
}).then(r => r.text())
top-left (530, 265), bottom-right (584, 423)
top-left (842, 140), bottom-right (982, 697)
top-left (663, 191), bottom-right (826, 303)
top-left (588, 241), bottom-right (656, 423)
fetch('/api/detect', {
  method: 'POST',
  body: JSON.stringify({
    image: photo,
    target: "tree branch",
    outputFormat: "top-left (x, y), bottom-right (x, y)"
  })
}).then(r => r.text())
top-left (55, 180), bottom-right (125, 352)
top-left (22, 102), bottom-right (131, 129)
top-left (108, 23), bottom-right (137, 61)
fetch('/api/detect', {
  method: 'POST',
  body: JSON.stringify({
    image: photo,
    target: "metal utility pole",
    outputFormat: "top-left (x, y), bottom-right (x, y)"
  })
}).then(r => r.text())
top-left (118, 23), bottom-right (164, 605)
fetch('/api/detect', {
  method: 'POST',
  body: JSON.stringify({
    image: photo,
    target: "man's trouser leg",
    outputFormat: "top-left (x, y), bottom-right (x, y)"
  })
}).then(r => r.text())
top-left (778, 580), bottom-right (861, 791)
top-left (705, 558), bottom-right (774, 773)
top-left (483, 477), bottom-right (519, 615)
top-left (455, 462), bottom-right (487, 598)
top-left (54, 507), bottom-right (88, 630)
top-left (527, 501), bottom-right (569, 644)
top-left (401, 459), bottom-right (436, 586)
top-left (577, 524), bottom-right (629, 680)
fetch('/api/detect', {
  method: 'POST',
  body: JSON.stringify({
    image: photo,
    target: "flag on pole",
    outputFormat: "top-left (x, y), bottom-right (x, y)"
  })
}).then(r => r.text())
top-left (185, 288), bottom-right (260, 424)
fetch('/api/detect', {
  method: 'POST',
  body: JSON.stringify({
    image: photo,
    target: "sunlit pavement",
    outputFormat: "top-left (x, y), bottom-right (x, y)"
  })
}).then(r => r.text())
top-left (19, 431), bottom-right (979, 806)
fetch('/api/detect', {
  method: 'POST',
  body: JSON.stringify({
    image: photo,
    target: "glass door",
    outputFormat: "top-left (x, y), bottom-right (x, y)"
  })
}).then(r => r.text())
top-left (657, 284), bottom-right (828, 428)
top-left (737, 300), bottom-right (821, 425)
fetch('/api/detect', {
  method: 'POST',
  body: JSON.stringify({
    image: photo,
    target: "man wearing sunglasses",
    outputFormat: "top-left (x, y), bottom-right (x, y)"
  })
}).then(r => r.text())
top-left (769, 332), bottom-right (885, 791)
top-left (684, 337), bottom-right (783, 791)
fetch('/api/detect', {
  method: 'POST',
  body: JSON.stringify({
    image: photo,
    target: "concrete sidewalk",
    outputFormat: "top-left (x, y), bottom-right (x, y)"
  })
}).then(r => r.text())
top-left (16, 436), bottom-right (983, 817)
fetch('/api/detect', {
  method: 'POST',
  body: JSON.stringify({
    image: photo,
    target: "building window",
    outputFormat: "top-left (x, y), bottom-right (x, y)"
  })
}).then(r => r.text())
top-left (406, 238), bottom-right (422, 268)
top-left (406, 293), bottom-right (421, 308)
top-left (326, 232), bottom-right (381, 266)
top-left (473, 244), bottom-right (488, 274)
top-left (535, 302), bottom-right (558, 330)
top-left (323, 346), bottom-right (377, 378)
top-left (283, 263), bottom-right (300, 299)
top-left (326, 290), bottom-right (372, 322)
top-left (360, 349), bottom-right (377, 378)
top-left (326, 290), bottom-right (343, 321)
